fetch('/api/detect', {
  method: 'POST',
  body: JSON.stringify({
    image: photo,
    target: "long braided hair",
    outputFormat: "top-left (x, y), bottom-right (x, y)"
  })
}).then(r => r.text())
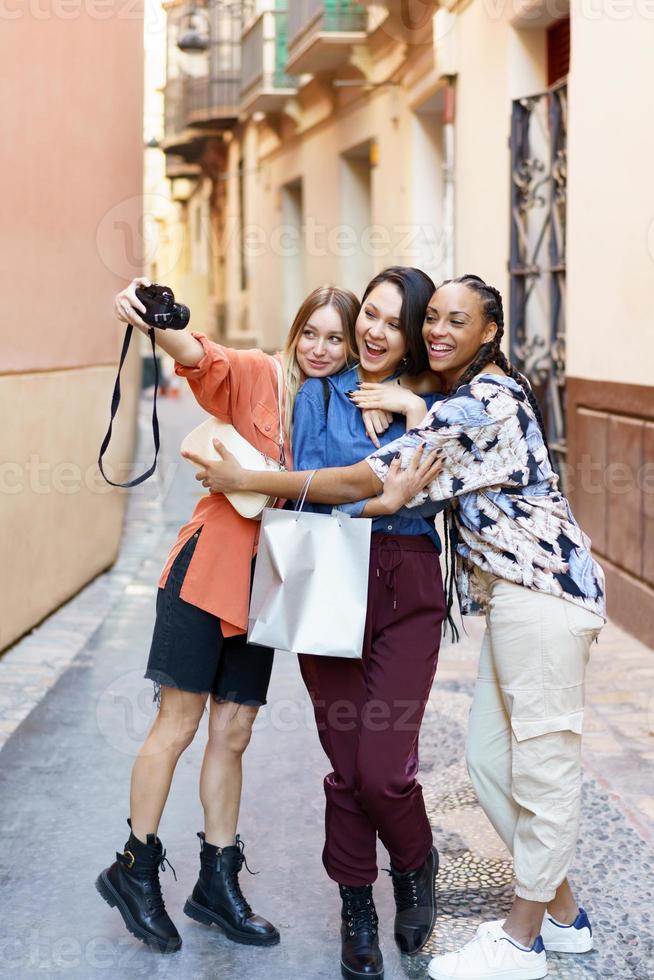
top-left (437, 274), bottom-right (552, 641)
top-left (442, 274), bottom-right (551, 450)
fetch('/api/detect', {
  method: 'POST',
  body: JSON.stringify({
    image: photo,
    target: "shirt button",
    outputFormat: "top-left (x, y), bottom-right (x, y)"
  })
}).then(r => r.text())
top-left (265, 424), bottom-right (271, 432)
top-left (387, 525), bottom-right (393, 531)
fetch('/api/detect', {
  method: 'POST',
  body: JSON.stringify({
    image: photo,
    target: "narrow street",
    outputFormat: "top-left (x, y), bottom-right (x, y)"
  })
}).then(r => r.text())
top-left (1, 388), bottom-right (652, 980)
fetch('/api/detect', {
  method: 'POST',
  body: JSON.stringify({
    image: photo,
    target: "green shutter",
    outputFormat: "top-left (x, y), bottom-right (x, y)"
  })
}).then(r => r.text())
top-left (324, 1), bottom-right (366, 33)
top-left (274, 8), bottom-right (289, 87)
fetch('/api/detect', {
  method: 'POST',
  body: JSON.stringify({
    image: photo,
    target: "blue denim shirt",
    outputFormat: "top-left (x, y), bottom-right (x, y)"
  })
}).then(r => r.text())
top-left (292, 365), bottom-right (443, 552)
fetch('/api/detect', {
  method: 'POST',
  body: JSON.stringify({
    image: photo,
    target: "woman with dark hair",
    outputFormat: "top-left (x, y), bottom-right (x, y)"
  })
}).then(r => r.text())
top-left (197, 274), bottom-right (605, 980)
top-left (189, 267), bottom-right (447, 979)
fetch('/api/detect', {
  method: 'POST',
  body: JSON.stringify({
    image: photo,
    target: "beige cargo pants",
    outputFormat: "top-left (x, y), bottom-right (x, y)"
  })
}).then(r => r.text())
top-left (466, 574), bottom-right (604, 902)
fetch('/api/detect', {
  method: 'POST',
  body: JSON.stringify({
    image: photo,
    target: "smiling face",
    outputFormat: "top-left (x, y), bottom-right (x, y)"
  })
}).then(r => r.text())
top-left (355, 281), bottom-right (408, 381)
top-left (422, 282), bottom-right (498, 388)
top-left (294, 303), bottom-right (349, 378)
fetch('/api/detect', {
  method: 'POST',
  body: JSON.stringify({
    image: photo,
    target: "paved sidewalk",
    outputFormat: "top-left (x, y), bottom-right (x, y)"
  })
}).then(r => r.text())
top-left (0, 389), bottom-right (652, 979)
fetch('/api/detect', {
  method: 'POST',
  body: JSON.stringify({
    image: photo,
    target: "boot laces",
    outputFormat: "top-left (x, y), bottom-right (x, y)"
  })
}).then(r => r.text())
top-left (235, 834), bottom-right (258, 876)
top-left (137, 848), bottom-right (177, 918)
top-left (227, 836), bottom-right (255, 920)
top-left (225, 870), bottom-right (253, 920)
top-left (387, 867), bottom-right (420, 911)
top-left (159, 849), bottom-right (177, 881)
top-left (343, 894), bottom-right (378, 937)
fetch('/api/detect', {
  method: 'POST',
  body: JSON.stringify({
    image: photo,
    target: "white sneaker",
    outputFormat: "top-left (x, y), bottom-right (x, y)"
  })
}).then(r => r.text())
top-left (540, 907), bottom-right (593, 953)
top-left (427, 921), bottom-right (547, 980)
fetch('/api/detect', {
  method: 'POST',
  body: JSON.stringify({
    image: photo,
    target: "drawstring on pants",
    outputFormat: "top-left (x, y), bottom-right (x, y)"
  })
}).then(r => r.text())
top-left (377, 537), bottom-right (403, 610)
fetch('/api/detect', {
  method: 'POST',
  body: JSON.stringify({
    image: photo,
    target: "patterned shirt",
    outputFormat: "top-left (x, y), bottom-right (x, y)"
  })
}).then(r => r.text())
top-left (366, 373), bottom-right (606, 619)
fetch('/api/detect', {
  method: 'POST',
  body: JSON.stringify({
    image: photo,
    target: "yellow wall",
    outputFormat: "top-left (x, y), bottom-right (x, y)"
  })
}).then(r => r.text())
top-left (0, 362), bottom-right (140, 650)
top-left (228, 9), bottom-right (549, 351)
top-left (235, 81), bottom-right (449, 350)
top-left (223, 4), bottom-right (654, 387)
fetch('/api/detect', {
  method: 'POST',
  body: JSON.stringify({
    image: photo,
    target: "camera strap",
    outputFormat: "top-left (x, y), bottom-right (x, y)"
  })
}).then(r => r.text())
top-left (98, 325), bottom-right (160, 488)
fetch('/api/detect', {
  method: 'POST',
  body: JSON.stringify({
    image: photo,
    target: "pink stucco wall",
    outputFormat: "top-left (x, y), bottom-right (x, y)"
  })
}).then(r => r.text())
top-left (0, 4), bottom-right (146, 649)
top-left (1, 5), bottom-right (145, 371)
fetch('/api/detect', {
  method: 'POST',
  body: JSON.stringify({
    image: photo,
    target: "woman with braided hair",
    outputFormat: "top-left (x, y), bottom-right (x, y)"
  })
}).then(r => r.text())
top-left (197, 272), bottom-right (606, 980)
top-left (348, 274), bottom-right (606, 980)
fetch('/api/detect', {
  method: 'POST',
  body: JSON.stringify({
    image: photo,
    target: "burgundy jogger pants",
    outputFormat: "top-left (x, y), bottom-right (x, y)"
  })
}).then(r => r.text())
top-left (299, 533), bottom-right (446, 887)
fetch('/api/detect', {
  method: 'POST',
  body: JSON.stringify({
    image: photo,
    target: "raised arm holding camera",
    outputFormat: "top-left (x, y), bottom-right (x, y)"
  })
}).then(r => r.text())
top-left (95, 275), bottom-right (362, 955)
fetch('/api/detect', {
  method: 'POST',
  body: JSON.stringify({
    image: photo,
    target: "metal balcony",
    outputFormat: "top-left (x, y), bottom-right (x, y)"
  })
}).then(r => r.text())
top-left (187, 72), bottom-right (240, 128)
top-left (162, 76), bottom-right (205, 161)
top-left (286, 0), bottom-right (368, 75)
top-left (162, 71), bottom-right (239, 161)
top-left (241, 9), bottom-right (298, 114)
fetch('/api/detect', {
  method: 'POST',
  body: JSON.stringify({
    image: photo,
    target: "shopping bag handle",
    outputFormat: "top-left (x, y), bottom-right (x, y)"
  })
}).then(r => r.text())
top-left (294, 470), bottom-right (317, 514)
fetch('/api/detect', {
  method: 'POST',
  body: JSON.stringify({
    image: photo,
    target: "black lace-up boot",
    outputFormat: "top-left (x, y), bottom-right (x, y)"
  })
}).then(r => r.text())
top-left (339, 884), bottom-right (384, 979)
top-left (95, 818), bottom-right (181, 954)
top-left (389, 845), bottom-right (439, 955)
top-left (183, 832), bottom-right (279, 946)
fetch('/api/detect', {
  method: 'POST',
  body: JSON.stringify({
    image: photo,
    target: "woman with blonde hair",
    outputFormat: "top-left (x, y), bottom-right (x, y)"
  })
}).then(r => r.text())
top-left (95, 277), bottom-right (358, 955)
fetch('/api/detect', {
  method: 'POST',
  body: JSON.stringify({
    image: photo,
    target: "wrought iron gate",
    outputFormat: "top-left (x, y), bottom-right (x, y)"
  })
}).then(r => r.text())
top-left (509, 81), bottom-right (568, 486)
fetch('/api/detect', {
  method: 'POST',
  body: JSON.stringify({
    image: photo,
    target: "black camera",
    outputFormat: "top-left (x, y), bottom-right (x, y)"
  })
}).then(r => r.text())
top-left (135, 283), bottom-right (190, 330)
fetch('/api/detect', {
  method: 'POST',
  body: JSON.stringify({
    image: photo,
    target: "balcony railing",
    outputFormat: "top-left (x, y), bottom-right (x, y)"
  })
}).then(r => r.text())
top-left (241, 9), bottom-right (297, 113)
top-left (163, 76), bottom-right (203, 160)
top-left (193, 72), bottom-right (241, 126)
top-left (286, 0), bottom-right (368, 75)
top-left (163, 71), bottom-right (239, 160)
top-left (162, 2), bottom-right (242, 156)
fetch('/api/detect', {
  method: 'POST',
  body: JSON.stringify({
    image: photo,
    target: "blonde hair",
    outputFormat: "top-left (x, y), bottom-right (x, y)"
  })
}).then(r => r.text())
top-left (281, 286), bottom-right (359, 438)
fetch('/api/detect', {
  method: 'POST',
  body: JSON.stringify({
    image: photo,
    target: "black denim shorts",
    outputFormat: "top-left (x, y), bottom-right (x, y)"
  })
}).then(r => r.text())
top-left (145, 528), bottom-right (274, 707)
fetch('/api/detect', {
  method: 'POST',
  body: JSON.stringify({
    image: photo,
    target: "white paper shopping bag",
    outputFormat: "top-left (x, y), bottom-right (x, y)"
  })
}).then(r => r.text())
top-left (248, 475), bottom-right (371, 658)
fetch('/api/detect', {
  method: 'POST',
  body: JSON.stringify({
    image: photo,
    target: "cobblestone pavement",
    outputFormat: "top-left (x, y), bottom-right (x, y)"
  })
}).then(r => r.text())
top-left (0, 389), bottom-right (653, 979)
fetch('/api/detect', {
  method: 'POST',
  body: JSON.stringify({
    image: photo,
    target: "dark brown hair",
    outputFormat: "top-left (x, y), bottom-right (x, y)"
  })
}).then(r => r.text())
top-left (361, 266), bottom-right (435, 376)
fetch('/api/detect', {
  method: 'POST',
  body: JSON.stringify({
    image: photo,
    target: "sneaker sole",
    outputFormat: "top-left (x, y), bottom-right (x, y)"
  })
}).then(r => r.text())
top-left (341, 960), bottom-right (384, 980)
top-left (544, 937), bottom-right (593, 953)
top-left (428, 964), bottom-right (547, 980)
top-left (183, 897), bottom-right (280, 946)
top-left (94, 871), bottom-right (181, 954)
top-left (396, 845), bottom-right (440, 957)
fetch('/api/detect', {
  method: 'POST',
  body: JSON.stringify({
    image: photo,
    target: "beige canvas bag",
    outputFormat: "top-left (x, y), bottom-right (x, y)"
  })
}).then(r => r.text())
top-left (181, 358), bottom-right (286, 520)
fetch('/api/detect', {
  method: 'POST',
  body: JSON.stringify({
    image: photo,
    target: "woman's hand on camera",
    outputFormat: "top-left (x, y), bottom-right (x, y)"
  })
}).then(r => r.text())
top-left (114, 277), bottom-right (152, 336)
top-left (115, 278), bottom-right (204, 366)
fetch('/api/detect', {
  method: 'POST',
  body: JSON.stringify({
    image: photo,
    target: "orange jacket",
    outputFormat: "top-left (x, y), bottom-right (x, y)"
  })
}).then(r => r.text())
top-left (158, 334), bottom-right (291, 636)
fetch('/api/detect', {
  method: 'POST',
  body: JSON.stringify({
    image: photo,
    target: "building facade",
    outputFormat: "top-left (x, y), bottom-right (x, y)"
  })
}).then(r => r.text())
top-left (162, 1), bottom-right (654, 645)
top-left (0, 9), bottom-right (147, 650)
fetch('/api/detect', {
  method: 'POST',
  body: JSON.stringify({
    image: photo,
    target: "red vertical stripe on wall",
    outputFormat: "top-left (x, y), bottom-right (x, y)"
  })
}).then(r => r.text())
top-left (547, 17), bottom-right (571, 86)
